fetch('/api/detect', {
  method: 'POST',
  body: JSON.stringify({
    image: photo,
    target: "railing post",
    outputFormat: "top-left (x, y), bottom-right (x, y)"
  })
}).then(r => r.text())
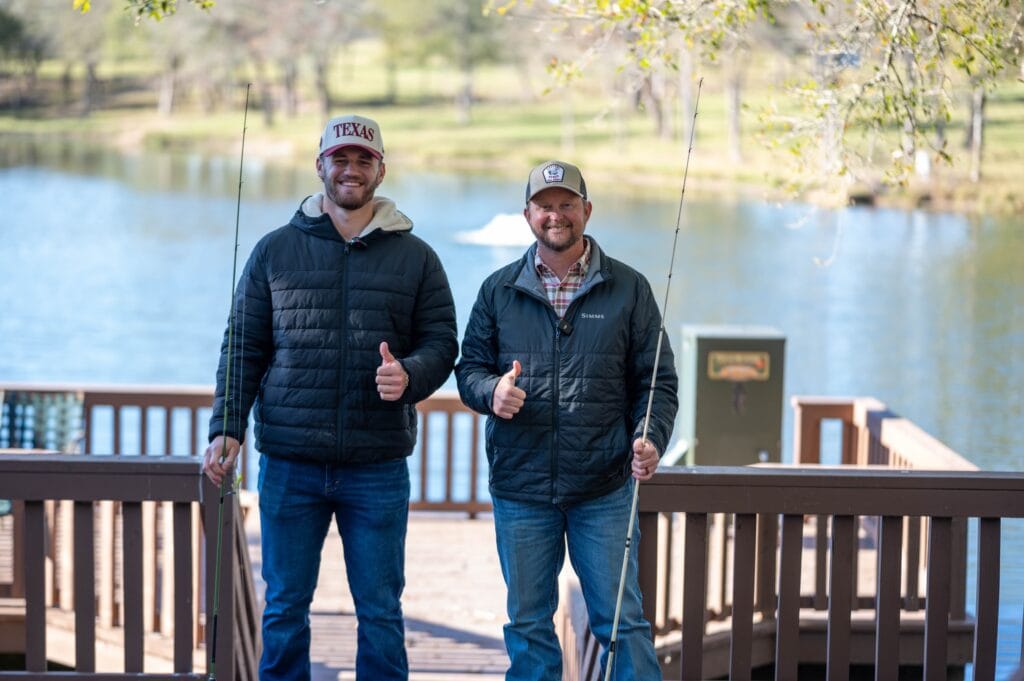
top-left (949, 517), bottom-right (968, 620)
top-left (755, 512), bottom-right (778, 617)
top-left (826, 515), bottom-right (854, 681)
top-left (972, 517), bottom-right (1000, 680)
top-left (681, 512), bottom-right (708, 681)
top-left (24, 500), bottom-right (47, 672)
top-left (774, 514), bottom-right (802, 681)
top-left (791, 399), bottom-right (821, 464)
top-left (73, 500), bottom-right (96, 672)
top-left (204, 477), bottom-right (237, 681)
top-left (637, 510), bottom-right (659, 641)
top-left (874, 516), bottom-right (903, 681)
top-left (924, 517), bottom-right (952, 681)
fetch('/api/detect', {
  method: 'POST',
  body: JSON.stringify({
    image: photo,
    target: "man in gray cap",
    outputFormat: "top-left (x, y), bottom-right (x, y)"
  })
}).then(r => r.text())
top-left (456, 160), bottom-right (678, 680)
top-left (203, 114), bottom-right (457, 681)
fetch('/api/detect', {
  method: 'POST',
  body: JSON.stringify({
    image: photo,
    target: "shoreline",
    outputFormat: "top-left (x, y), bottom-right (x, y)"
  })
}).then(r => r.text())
top-left (0, 123), bottom-right (1016, 218)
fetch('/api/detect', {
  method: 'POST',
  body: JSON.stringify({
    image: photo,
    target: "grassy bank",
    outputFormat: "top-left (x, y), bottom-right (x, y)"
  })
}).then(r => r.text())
top-left (1, 53), bottom-right (1021, 215)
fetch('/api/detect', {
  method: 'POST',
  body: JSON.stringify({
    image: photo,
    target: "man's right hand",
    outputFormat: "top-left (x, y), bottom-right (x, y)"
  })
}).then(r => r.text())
top-left (492, 360), bottom-right (526, 419)
top-left (203, 435), bottom-right (241, 486)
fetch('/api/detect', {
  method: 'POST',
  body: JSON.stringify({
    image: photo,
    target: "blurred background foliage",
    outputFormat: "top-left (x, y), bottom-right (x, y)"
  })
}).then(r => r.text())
top-left (0, 0), bottom-right (1020, 213)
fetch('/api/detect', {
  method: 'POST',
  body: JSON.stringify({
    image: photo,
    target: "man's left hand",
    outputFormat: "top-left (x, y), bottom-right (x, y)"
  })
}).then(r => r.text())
top-left (376, 341), bottom-right (409, 401)
top-left (631, 438), bottom-right (659, 481)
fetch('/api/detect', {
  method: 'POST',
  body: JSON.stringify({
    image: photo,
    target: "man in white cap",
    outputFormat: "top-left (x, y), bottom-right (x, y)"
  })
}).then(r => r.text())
top-left (456, 160), bottom-right (677, 680)
top-left (203, 114), bottom-right (457, 681)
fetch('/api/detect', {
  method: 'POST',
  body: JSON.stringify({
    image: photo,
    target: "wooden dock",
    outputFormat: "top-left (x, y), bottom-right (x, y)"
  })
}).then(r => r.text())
top-left (258, 511), bottom-right (511, 681)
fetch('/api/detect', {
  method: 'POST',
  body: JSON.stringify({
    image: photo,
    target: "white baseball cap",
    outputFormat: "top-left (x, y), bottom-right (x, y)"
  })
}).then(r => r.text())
top-left (319, 114), bottom-right (384, 159)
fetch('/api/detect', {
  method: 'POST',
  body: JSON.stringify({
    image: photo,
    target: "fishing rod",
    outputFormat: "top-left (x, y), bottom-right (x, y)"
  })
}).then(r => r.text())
top-left (207, 81), bottom-right (251, 681)
top-left (604, 76), bottom-right (702, 681)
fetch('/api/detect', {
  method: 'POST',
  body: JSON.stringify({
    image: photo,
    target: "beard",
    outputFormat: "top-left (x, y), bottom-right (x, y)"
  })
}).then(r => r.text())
top-left (324, 175), bottom-right (380, 211)
top-left (532, 222), bottom-right (581, 253)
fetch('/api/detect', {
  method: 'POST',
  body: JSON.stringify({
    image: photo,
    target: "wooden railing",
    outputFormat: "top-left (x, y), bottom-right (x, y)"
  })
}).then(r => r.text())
top-left (0, 454), bottom-right (257, 680)
top-left (636, 466), bottom-right (1023, 681)
top-left (0, 383), bottom-right (488, 513)
top-left (409, 391), bottom-right (489, 516)
top-left (791, 396), bottom-right (978, 471)
top-left (791, 395), bottom-right (975, 619)
top-left (558, 396), bottom-right (1023, 681)
top-left (559, 466), bottom-right (1024, 681)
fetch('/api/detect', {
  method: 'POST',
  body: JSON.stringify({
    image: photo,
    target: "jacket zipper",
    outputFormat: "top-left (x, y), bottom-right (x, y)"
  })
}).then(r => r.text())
top-left (551, 324), bottom-right (561, 502)
top-left (510, 279), bottom-right (603, 504)
top-left (337, 242), bottom-right (352, 458)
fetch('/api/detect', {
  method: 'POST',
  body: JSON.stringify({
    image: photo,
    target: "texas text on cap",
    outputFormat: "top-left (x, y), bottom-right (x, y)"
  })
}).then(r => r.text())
top-left (525, 160), bottom-right (588, 203)
top-left (319, 114), bottom-right (384, 159)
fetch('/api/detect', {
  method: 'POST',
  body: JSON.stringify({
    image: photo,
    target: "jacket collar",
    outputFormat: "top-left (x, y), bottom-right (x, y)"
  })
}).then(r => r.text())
top-left (292, 193), bottom-right (413, 241)
top-left (510, 237), bottom-right (609, 296)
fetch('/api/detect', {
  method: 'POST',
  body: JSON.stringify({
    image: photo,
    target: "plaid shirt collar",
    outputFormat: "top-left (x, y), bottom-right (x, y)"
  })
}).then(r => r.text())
top-left (534, 238), bottom-right (592, 318)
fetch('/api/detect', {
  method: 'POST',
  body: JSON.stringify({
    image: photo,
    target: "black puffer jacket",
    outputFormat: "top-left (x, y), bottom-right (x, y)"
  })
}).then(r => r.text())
top-left (455, 238), bottom-right (678, 505)
top-left (209, 194), bottom-right (458, 465)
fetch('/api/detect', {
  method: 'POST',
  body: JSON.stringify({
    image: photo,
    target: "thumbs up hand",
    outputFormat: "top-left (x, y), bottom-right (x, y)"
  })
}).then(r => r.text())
top-left (492, 360), bottom-right (526, 419)
top-left (376, 341), bottom-right (409, 402)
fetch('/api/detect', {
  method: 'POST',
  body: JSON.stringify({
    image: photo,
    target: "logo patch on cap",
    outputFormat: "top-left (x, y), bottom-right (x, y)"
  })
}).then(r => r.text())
top-left (543, 164), bottom-right (566, 184)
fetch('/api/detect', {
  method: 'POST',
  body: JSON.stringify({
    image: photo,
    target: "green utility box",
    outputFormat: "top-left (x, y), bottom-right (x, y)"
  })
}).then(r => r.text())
top-left (676, 325), bottom-right (786, 466)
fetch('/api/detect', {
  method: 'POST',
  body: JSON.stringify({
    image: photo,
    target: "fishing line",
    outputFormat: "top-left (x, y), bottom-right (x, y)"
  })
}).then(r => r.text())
top-left (604, 76), bottom-right (702, 681)
top-left (208, 81), bottom-right (251, 681)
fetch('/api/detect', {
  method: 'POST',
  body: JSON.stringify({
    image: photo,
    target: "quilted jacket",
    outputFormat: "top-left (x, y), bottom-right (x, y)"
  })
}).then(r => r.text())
top-left (455, 238), bottom-right (678, 505)
top-left (208, 194), bottom-right (458, 465)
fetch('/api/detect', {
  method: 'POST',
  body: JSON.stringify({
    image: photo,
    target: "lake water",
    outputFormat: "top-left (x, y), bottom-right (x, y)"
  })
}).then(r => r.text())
top-left (0, 143), bottom-right (1021, 675)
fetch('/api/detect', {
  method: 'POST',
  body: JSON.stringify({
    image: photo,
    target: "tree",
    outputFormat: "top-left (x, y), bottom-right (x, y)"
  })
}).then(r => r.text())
top-left (0, 6), bottom-right (44, 107)
top-left (297, 0), bottom-right (368, 116)
top-left (421, 0), bottom-right (511, 123)
top-left (12, 0), bottom-right (110, 114)
top-left (75, 0), bottom-right (212, 22)
top-left (496, 0), bottom-right (1023, 195)
top-left (789, 0), bottom-right (1022, 189)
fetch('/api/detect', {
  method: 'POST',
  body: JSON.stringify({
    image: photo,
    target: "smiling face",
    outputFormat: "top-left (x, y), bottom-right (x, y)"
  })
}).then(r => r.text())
top-left (524, 187), bottom-right (592, 256)
top-left (317, 146), bottom-right (385, 211)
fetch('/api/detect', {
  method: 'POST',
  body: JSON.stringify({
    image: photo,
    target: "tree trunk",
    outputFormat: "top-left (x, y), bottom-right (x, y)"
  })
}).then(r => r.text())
top-left (455, 63), bottom-right (473, 125)
top-left (934, 109), bottom-right (946, 152)
top-left (386, 57), bottom-right (398, 105)
top-left (281, 60), bottom-right (298, 117)
top-left (81, 60), bottom-right (98, 116)
top-left (314, 55), bottom-right (330, 117)
top-left (61, 63), bottom-right (73, 107)
top-left (969, 85), bottom-right (985, 183)
top-left (253, 59), bottom-right (274, 128)
top-left (560, 87), bottom-right (575, 157)
top-left (678, 49), bottom-right (694, 144)
top-left (900, 52), bottom-right (916, 161)
top-left (157, 54), bottom-right (180, 117)
top-left (725, 66), bottom-right (743, 162)
top-left (638, 74), bottom-right (666, 138)
top-left (199, 84), bottom-right (216, 114)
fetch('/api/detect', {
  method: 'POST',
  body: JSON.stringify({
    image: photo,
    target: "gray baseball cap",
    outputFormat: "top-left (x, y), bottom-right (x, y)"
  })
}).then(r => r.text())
top-left (525, 160), bottom-right (588, 203)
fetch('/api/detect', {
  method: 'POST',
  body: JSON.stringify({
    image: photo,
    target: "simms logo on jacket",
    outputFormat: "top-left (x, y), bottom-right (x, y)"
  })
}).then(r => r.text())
top-left (580, 313), bottom-right (605, 319)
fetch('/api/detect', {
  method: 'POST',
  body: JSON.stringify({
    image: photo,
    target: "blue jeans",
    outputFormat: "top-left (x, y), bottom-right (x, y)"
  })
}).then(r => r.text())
top-left (257, 454), bottom-right (410, 681)
top-left (492, 480), bottom-right (661, 681)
